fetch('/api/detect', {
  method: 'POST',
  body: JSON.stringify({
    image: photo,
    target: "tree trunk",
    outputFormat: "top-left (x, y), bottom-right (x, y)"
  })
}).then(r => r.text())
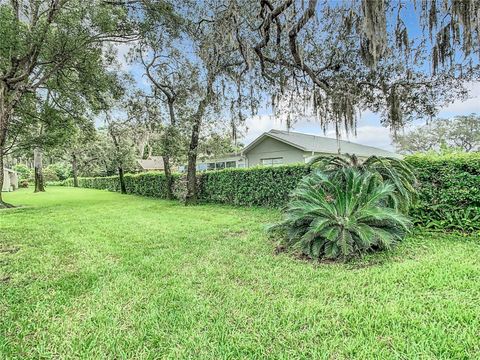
top-left (72, 153), bottom-right (79, 187)
top-left (0, 130), bottom-right (6, 207)
top-left (184, 76), bottom-right (214, 205)
top-left (0, 86), bottom-right (12, 208)
top-left (162, 155), bottom-right (174, 200)
top-left (162, 99), bottom-right (176, 200)
top-left (34, 147), bottom-right (45, 193)
top-left (118, 167), bottom-right (126, 194)
top-left (185, 120), bottom-right (200, 205)
top-left (0, 147), bottom-right (13, 208)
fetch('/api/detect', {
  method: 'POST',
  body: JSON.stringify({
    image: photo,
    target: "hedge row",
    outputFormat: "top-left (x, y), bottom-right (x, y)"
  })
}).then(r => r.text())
top-left (60, 154), bottom-right (480, 231)
top-left (63, 171), bottom-right (182, 199)
top-left (198, 165), bottom-right (309, 207)
top-left (405, 153), bottom-right (480, 231)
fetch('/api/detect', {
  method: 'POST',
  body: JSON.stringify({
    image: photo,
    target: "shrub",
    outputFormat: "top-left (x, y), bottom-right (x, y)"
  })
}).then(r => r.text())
top-left (309, 154), bottom-right (417, 213)
top-left (59, 153), bottom-right (479, 231)
top-left (405, 153), bottom-right (480, 231)
top-left (20, 180), bottom-right (29, 188)
top-left (198, 164), bottom-right (309, 207)
top-left (269, 169), bottom-right (411, 260)
top-left (43, 167), bottom-right (59, 182)
top-left (62, 172), bottom-right (180, 199)
top-left (46, 163), bottom-right (71, 181)
top-left (13, 164), bottom-right (32, 181)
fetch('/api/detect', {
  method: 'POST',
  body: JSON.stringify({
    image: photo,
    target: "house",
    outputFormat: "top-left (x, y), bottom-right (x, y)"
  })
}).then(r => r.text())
top-left (241, 129), bottom-right (400, 167)
top-left (2, 168), bottom-right (18, 192)
top-left (136, 156), bottom-right (167, 172)
top-left (181, 129), bottom-right (399, 172)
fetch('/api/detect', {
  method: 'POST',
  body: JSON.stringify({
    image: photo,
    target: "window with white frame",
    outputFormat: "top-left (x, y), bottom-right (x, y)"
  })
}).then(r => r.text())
top-left (261, 157), bottom-right (283, 166)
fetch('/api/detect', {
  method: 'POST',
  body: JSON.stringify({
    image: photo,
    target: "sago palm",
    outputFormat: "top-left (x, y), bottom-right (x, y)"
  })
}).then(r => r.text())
top-left (270, 168), bottom-right (411, 260)
top-left (308, 153), bottom-right (417, 212)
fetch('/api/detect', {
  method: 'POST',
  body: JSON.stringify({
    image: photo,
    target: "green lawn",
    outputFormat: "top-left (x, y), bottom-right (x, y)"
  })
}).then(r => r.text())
top-left (1, 188), bottom-right (479, 359)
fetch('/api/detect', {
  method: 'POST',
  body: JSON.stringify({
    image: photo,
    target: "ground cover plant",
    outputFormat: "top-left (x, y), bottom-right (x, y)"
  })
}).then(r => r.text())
top-left (1, 187), bottom-right (480, 358)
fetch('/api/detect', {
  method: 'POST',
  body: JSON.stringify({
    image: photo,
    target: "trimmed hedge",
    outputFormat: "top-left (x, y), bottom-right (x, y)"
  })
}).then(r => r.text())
top-left (59, 154), bottom-right (480, 231)
top-left (198, 165), bottom-right (309, 207)
top-left (62, 172), bottom-right (180, 199)
top-left (405, 153), bottom-right (480, 231)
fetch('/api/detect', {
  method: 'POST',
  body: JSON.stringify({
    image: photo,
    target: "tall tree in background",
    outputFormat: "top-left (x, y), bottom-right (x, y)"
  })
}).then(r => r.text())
top-left (139, 45), bottom-right (192, 199)
top-left (110, 0), bottom-right (479, 204)
top-left (0, 0), bottom-right (134, 206)
top-left (395, 114), bottom-right (480, 153)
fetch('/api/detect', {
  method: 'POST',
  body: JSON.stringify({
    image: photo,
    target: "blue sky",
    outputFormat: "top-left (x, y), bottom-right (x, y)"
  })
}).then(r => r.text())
top-left (115, 2), bottom-right (480, 152)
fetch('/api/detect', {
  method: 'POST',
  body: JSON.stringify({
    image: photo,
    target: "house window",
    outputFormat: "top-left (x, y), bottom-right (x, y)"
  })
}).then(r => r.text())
top-left (261, 157), bottom-right (283, 166)
top-left (216, 162), bottom-right (225, 170)
top-left (226, 161), bottom-right (236, 168)
top-left (207, 163), bottom-right (216, 170)
top-left (197, 163), bottom-right (208, 171)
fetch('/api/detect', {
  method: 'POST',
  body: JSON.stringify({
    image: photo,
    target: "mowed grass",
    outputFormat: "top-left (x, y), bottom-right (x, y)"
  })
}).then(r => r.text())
top-left (1, 188), bottom-right (480, 359)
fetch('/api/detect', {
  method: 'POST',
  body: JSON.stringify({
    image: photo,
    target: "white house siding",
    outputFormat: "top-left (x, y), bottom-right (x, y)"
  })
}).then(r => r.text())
top-left (244, 137), bottom-right (306, 167)
top-left (2, 169), bottom-right (17, 192)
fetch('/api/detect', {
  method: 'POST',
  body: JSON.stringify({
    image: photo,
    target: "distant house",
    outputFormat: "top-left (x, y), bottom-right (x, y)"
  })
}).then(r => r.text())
top-left (136, 156), bottom-right (167, 172)
top-left (183, 129), bottom-right (399, 171)
top-left (241, 129), bottom-right (400, 167)
top-left (2, 168), bottom-right (18, 192)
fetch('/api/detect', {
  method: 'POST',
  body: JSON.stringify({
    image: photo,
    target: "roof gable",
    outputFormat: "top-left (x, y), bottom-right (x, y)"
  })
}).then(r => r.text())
top-left (137, 157), bottom-right (165, 170)
top-left (242, 129), bottom-right (400, 158)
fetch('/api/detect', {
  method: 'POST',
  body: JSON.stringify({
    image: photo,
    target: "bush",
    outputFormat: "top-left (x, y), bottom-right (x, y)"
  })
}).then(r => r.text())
top-left (20, 180), bottom-right (29, 188)
top-left (46, 163), bottom-right (71, 181)
top-left (62, 172), bottom-right (180, 199)
top-left (60, 154), bottom-right (480, 231)
top-left (309, 154), bottom-right (417, 213)
top-left (13, 164), bottom-right (32, 181)
top-left (198, 165), bottom-right (309, 207)
top-left (43, 167), bottom-right (59, 182)
top-left (269, 169), bottom-right (411, 260)
top-left (405, 153), bottom-right (480, 231)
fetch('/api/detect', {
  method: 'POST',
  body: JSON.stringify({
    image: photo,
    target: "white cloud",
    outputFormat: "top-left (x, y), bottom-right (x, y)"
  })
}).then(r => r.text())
top-left (326, 126), bottom-right (394, 151)
top-left (243, 115), bottom-right (287, 143)
top-left (240, 81), bottom-right (480, 151)
top-left (241, 115), bottom-right (395, 151)
top-left (438, 81), bottom-right (480, 116)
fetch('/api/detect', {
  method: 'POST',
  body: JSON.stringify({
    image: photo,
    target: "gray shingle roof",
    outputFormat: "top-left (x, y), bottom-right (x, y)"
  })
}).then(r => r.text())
top-left (244, 129), bottom-right (400, 158)
top-left (137, 156), bottom-right (165, 170)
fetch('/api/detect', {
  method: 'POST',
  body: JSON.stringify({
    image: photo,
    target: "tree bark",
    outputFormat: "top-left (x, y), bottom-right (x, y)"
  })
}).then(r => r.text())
top-left (162, 155), bottom-right (174, 200)
top-left (0, 85), bottom-right (12, 207)
top-left (118, 166), bottom-right (127, 194)
top-left (72, 153), bottom-right (79, 187)
top-left (163, 99), bottom-right (176, 199)
top-left (185, 76), bottom-right (214, 205)
top-left (0, 147), bottom-right (12, 208)
top-left (34, 147), bottom-right (45, 193)
top-left (185, 120), bottom-right (201, 205)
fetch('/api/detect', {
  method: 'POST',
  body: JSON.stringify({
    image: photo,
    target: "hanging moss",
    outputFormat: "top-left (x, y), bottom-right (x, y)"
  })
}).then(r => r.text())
top-left (360, 0), bottom-right (387, 67)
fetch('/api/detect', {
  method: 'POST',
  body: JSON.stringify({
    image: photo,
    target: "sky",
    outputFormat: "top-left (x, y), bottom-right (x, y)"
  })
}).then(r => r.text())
top-left (242, 81), bottom-right (480, 151)
top-left (114, 1), bottom-right (480, 153)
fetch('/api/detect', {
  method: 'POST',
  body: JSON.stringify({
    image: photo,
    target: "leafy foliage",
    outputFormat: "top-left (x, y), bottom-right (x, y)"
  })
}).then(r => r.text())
top-left (62, 172), bottom-right (181, 199)
top-left (406, 153), bottom-right (480, 231)
top-left (269, 169), bottom-right (411, 260)
top-left (197, 165), bottom-right (309, 207)
top-left (60, 153), bottom-right (479, 232)
top-left (13, 164), bottom-right (32, 181)
top-left (395, 114), bottom-right (480, 153)
top-left (309, 154), bottom-right (417, 212)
